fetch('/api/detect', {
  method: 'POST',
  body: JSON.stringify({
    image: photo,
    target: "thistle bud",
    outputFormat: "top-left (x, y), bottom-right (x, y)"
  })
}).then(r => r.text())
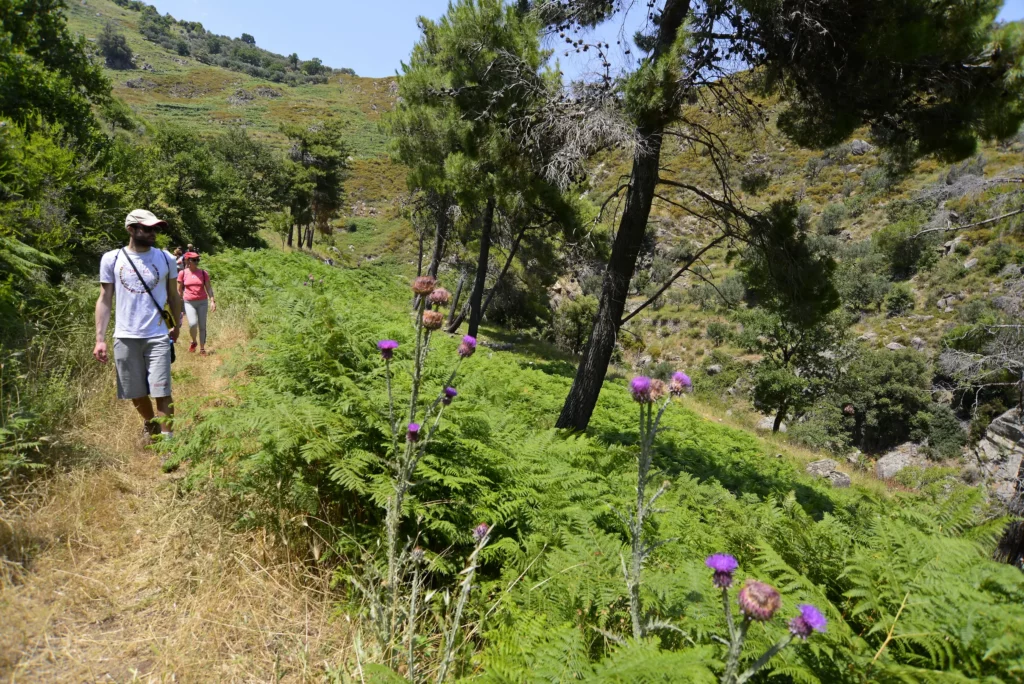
top-left (423, 310), bottom-right (444, 330)
top-left (412, 276), bottom-right (437, 296)
top-left (737, 580), bottom-right (781, 622)
top-left (428, 287), bottom-right (451, 307)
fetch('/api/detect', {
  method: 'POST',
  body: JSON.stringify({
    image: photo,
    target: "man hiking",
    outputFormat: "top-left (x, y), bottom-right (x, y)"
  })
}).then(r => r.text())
top-left (93, 210), bottom-right (183, 447)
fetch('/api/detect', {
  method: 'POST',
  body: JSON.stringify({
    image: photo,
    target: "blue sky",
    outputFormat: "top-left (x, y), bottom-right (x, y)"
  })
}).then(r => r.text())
top-left (150, 0), bottom-right (1024, 80)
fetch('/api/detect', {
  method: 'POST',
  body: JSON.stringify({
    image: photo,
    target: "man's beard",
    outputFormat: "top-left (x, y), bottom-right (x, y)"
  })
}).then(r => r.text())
top-left (132, 231), bottom-right (156, 248)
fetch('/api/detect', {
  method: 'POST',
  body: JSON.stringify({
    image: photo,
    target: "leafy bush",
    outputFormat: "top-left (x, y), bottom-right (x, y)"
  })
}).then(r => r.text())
top-left (836, 241), bottom-right (891, 312)
top-left (914, 404), bottom-right (968, 460)
top-left (705, 320), bottom-right (731, 346)
top-left (552, 295), bottom-right (597, 354)
top-left (838, 348), bottom-right (932, 452)
top-left (98, 22), bottom-right (134, 69)
top-left (884, 281), bottom-right (915, 316)
top-left (873, 220), bottom-right (939, 277)
top-left (818, 202), bottom-right (846, 235)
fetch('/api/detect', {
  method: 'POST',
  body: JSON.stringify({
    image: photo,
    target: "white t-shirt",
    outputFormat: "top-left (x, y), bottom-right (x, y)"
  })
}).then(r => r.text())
top-left (99, 247), bottom-right (178, 339)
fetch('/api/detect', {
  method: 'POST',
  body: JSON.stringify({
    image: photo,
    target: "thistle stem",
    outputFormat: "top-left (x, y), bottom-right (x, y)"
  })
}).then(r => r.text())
top-left (735, 634), bottom-right (794, 684)
top-left (437, 530), bottom-right (489, 683)
top-left (406, 563), bottom-right (422, 681)
top-left (721, 618), bottom-right (750, 684)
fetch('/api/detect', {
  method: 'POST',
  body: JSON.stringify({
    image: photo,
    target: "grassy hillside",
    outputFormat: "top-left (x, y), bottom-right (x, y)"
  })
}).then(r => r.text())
top-left (67, 0), bottom-right (411, 262)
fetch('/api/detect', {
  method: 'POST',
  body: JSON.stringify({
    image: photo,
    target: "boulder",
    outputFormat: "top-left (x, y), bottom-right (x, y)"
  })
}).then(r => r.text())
top-left (806, 459), bottom-right (840, 478)
top-left (999, 264), bottom-right (1022, 278)
top-left (828, 471), bottom-right (852, 488)
top-left (756, 416), bottom-right (787, 433)
top-left (876, 446), bottom-right (917, 479)
top-left (964, 258), bottom-right (979, 270)
top-left (839, 230), bottom-right (854, 242)
top-left (806, 459), bottom-right (851, 488)
top-left (858, 332), bottom-right (878, 342)
top-left (850, 139), bottom-right (875, 156)
top-left (910, 337), bottom-right (926, 351)
top-left (706, 364), bottom-right (723, 376)
top-left (886, 342), bottom-right (906, 351)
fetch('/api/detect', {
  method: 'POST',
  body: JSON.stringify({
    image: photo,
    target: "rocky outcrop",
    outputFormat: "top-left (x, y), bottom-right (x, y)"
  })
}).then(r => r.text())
top-left (756, 416), bottom-right (786, 433)
top-left (972, 408), bottom-right (1024, 506)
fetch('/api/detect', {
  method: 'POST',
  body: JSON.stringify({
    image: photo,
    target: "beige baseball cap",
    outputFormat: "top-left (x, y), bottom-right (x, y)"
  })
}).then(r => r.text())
top-left (124, 209), bottom-right (167, 229)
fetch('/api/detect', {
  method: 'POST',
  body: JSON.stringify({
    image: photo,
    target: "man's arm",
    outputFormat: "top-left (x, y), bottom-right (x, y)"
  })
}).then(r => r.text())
top-left (166, 275), bottom-right (183, 342)
top-left (94, 283), bottom-right (114, 363)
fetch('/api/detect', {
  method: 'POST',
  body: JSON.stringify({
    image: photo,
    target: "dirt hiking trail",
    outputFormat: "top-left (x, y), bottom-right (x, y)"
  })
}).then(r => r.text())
top-left (1, 315), bottom-right (350, 682)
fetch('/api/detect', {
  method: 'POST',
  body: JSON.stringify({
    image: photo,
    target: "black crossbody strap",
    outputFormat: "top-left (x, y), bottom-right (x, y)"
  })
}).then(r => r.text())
top-left (120, 248), bottom-right (170, 328)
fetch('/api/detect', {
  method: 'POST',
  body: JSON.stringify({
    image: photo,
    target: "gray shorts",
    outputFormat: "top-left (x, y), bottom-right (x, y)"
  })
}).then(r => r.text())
top-left (114, 337), bottom-right (173, 400)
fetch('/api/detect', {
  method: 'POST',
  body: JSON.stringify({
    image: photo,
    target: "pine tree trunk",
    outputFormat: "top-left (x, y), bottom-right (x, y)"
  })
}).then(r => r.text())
top-left (555, 0), bottom-right (690, 432)
top-left (479, 224), bottom-right (526, 322)
top-left (427, 206), bottom-right (448, 278)
top-left (467, 196), bottom-right (495, 339)
top-left (447, 271), bottom-right (467, 331)
top-left (306, 225), bottom-right (314, 250)
top-left (287, 224), bottom-right (294, 247)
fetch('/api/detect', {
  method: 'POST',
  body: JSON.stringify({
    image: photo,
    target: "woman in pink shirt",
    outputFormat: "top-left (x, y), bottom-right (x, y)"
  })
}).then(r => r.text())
top-left (176, 252), bottom-right (216, 355)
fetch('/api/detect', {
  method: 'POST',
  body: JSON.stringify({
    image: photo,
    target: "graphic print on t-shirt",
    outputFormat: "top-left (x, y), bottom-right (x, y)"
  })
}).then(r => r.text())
top-left (117, 258), bottom-right (160, 295)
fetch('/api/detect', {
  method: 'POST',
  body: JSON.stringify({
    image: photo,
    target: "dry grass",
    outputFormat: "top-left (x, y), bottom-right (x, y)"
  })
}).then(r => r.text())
top-left (0, 309), bottom-right (352, 682)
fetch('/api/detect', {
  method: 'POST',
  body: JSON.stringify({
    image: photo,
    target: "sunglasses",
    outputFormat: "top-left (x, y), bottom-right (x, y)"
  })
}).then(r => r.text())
top-left (130, 223), bottom-right (160, 233)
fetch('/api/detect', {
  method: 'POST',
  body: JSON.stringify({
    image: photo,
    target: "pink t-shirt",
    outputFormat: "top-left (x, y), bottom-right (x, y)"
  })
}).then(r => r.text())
top-left (177, 268), bottom-right (210, 301)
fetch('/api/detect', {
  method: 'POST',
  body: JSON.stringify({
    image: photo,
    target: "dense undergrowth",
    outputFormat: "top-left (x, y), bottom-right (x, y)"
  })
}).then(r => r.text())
top-left (173, 248), bottom-right (1024, 681)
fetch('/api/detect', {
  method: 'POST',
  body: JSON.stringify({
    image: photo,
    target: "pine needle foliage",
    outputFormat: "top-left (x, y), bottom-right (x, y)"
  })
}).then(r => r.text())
top-left (174, 248), bottom-right (1024, 680)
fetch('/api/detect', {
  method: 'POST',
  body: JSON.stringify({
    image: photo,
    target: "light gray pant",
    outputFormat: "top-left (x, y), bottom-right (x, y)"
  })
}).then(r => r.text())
top-left (184, 299), bottom-right (209, 346)
top-left (114, 337), bottom-right (172, 399)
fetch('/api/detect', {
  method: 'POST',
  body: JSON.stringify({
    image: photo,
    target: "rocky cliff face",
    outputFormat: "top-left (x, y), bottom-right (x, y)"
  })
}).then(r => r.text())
top-left (973, 408), bottom-right (1024, 509)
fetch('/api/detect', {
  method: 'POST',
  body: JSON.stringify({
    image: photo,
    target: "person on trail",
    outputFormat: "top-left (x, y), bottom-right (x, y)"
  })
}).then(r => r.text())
top-left (94, 210), bottom-right (183, 446)
top-left (177, 251), bottom-right (216, 355)
top-left (173, 247), bottom-right (184, 269)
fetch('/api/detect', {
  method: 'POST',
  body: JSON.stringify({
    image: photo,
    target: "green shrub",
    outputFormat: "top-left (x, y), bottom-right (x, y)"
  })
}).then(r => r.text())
top-left (873, 220), bottom-right (939, 277)
top-left (884, 282), bottom-right (915, 316)
top-left (818, 202), bottom-right (846, 235)
top-left (705, 320), bottom-right (731, 346)
top-left (98, 22), bottom-right (134, 69)
top-left (838, 348), bottom-right (932, 452)
top-left (914, 404), bottom-right (968, 460)
top-left (836, 241), bottom-right (891, 312)
top-left (552, 295), bottom-right (598, 355)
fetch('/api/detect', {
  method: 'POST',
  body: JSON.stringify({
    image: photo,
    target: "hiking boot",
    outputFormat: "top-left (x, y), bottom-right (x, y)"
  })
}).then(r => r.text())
top-left (188, 341), bottom-right (198, 353)
top-left (199, 349), bottom-right (207, 356)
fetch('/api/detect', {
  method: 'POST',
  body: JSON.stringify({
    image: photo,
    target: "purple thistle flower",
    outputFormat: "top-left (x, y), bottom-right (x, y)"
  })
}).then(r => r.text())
top-left (443, 386), bottom-right (458, 405)
top-left (789, 604), bottom-right (827, 639)
top-left (458, 335), bottom-right (477, 358)
top-left (705, 554), bottom-right (739, 589)
top-left (737, 580), bottom-right (781, 622)
top-left (407, 423), bottom-right (421, 442)
top-left (473, 522), bottom-right (490, 542)
top-left (670, 371), bottom-right (692, 395)
top-left (377, 339), bottom-right (398, 360)
top-left (630, 376), bottom-right (653, 404)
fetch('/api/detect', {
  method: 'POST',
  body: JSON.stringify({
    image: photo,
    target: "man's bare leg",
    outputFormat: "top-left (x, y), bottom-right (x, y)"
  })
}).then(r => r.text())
top-left (155, 395), bottom-right (174, 437)
top-left (131, 396), bottom-right (159, 436)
